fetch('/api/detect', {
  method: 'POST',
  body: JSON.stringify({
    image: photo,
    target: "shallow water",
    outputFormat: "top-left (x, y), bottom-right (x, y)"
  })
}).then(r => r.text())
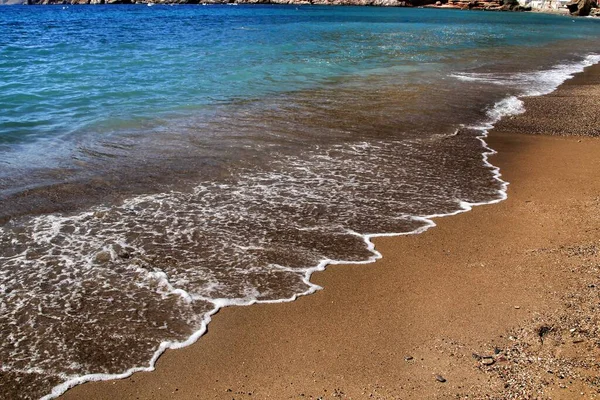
top-left (0, 5), bottom-right (599, 399)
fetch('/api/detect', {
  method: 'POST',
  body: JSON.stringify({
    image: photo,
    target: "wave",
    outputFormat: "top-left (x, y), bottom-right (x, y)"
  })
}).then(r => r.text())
top-left (450, 54), bottom-right (600, 97)
top-left (0, 53), bottom-right (595, 400)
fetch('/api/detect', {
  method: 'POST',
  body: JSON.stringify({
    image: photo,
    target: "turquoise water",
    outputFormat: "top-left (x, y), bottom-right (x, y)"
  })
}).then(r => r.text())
top-left (1, 6), bottom-right (599, 147)
top-left (1, 6), bottom-right (600, 399)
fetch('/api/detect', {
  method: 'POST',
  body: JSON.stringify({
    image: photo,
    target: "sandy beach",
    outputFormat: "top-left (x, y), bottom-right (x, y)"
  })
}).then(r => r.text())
top-left (60, 64), bottom-right (600, 399)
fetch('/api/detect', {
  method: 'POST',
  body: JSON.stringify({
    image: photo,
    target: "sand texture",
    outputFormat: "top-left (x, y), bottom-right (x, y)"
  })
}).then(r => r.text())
top-left (61, 65), bottom-right (600, 400)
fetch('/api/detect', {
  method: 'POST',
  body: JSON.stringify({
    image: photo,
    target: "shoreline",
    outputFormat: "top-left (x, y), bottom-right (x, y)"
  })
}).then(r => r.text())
top-left (7, 0), bottom-right (599, 17)
top-left (45, 60), bottom-right (514, 400)
top-left (58, 65), bottom-right (600, 397)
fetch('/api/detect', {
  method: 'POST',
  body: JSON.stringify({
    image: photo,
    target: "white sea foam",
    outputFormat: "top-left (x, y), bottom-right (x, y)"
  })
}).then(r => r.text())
top-left (485, 96), bottom-right (526, 123)
top-left (3, 53), bottom-right (596, 400)
top-left (451, 54), bottom-right (600, 97)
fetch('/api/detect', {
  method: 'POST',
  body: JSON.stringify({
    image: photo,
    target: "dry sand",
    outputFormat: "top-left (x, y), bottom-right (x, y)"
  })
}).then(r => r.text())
top-left (61, 64), bottom-right (600, 400)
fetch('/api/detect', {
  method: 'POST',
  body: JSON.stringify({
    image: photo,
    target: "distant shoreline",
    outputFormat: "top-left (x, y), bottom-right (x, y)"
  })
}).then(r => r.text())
top-left (6, 0), bottom-right (595, 18)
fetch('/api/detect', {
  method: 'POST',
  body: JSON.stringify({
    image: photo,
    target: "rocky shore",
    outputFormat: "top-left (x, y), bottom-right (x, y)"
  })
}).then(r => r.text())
top-left (423, 0), bottom-right (530, 12)
top-left (6, 0), bottom-right (418, 5)
top-left (4, 0), bottom-right (599, 17)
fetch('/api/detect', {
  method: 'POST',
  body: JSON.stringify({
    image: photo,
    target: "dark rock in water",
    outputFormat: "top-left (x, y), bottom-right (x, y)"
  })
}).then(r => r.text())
top-left (94, 251), bottom-right (111, 264)
top-left (567, 0), bottom-right (593, 16)
top-left (435, 374), bottom-right (447, 383)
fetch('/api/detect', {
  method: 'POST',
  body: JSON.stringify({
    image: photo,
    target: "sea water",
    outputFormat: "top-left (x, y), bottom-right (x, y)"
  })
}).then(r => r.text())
top-left (0, 5), bottom-right (599, 399)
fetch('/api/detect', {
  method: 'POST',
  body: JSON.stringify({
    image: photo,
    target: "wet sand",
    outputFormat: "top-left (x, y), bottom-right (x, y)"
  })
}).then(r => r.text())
top-left (61, 64), bottom-right (600, 399)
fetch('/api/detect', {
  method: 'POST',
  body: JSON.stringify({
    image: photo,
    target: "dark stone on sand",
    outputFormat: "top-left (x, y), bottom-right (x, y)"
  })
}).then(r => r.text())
top-left (404, 356), bottom-right (414, 361)
top-left (536, 325), bottom-right (553, 341)
top-left (435, 374), bottom-right (447, 383)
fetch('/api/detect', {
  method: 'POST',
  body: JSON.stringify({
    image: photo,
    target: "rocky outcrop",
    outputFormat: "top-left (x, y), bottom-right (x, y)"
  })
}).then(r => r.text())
top-left (497, 0), bottom-right (531, 10)
top-left (424, 0), bottom-right (531, 10)
top-left (566, 0), bottom-right (593, 15)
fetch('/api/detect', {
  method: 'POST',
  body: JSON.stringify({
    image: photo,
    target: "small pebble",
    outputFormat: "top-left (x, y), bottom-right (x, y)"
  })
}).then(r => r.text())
top-left (481, 357), bottom-right (495, 366)
top-left (435, 374), bottom-right (446, 383)
top-left (404, 356), bottom-right (413, 361)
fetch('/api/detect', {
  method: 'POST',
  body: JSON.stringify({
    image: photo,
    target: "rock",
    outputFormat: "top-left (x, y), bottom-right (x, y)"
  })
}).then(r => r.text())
top-left (118, 249), bottom-right (131, 259)
top-left (567, 0), bottom-right (593, 16)
top-left (434, 374), bottom-right (447, 383)
top-left (94, 251), bottom-right (112, 264)
top-left (481, 357), bottom-right (495, 366)
top-left (537, 325), bottom-right (553, 342)
top-left (404, 356), bottom-right (413, 361)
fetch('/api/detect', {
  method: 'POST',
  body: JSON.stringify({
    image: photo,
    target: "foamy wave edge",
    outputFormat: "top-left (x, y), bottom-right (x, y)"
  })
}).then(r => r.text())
top-left (40, 53), bottom-right (600, 400)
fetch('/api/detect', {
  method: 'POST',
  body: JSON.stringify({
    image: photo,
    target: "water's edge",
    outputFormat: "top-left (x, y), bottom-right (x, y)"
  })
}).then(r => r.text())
top-left (42, 56), bottom-right (599, 400)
